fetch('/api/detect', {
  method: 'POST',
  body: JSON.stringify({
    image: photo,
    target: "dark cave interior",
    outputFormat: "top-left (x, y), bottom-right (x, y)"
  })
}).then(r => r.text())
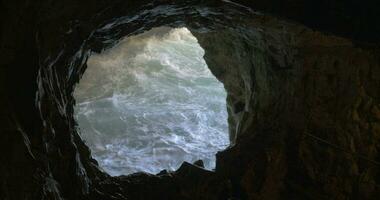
top-left (1, 0), bottom-right (380, 200)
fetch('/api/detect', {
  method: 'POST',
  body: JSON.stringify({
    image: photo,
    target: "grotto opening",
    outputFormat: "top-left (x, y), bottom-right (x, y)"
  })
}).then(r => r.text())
top-left (73, 27), bottom-right (229, 175)
top-left (1, 0), bottom-right (380, 200)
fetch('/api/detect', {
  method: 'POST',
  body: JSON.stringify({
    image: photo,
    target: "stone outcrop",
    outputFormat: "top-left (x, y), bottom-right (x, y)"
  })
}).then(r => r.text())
top-left (197, 20), bottom-right (380, 199)
top-left (1, 0), bottom-right (379, 200)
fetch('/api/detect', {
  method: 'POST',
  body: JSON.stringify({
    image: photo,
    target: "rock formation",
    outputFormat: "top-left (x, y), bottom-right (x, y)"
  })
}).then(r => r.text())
top-left (1, 0), bottom-right (379, 199)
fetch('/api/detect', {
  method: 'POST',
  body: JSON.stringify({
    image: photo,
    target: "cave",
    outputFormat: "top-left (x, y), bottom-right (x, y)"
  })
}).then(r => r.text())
top-left (1, 1), bottom-right (380, 200)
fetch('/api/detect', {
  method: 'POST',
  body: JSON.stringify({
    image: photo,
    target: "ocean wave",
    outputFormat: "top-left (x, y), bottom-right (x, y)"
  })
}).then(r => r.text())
top-left (74, 27), bottom-right (229, 176)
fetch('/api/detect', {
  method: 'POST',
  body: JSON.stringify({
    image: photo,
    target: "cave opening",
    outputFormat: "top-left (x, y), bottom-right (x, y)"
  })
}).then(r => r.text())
top-left (3, 0), bottom-right (379, 199)
top-left (73, 27), bottom-right (229, 176)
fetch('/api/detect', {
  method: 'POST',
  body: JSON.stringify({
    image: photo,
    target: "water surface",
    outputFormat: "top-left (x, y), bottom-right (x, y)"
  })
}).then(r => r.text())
top-left (74, 27), bottom-right (229, 176)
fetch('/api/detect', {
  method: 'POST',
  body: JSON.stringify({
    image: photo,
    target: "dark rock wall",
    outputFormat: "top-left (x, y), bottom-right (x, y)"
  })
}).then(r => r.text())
top-left (233, 0), bottom-right (380, 44)
top-left (1, 0), bottom-right (379, 200)
top-left (197, 18), bottom-right (380, 199)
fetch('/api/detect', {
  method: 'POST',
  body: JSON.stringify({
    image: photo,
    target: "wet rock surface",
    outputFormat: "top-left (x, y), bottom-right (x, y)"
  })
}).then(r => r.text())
top-left (1, 0), bottom-right (380, 200)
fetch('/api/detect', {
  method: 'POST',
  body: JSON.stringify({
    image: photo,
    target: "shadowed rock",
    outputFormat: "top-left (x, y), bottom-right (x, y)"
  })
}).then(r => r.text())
top-left (1, 0), bottom-right (379, 200)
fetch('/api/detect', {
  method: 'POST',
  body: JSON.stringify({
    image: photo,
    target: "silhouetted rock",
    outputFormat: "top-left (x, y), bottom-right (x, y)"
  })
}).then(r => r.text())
top-left (193, 160), bottom-right (205, 168)
top-left (1, 0), bottom-right (379, 200)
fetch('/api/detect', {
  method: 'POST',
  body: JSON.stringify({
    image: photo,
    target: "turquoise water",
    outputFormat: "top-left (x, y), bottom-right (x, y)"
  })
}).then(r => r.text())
top-left (74, 27), bottom-right (229, 176)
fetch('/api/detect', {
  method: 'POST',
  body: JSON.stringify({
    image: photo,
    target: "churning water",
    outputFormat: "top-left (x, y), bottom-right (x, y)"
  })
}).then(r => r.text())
top-left (74, 27), bottom-right (229, 176)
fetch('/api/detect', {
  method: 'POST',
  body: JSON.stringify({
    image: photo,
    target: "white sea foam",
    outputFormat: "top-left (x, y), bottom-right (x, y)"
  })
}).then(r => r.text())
top-left (74, 27), bottom-right (229, 176)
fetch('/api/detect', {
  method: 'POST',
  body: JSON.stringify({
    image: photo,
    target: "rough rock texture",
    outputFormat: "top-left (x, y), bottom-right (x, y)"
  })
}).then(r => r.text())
top-left (1, 0), bottom-right (379, 200)
top-left (197, 20), bottom-right (380, 199)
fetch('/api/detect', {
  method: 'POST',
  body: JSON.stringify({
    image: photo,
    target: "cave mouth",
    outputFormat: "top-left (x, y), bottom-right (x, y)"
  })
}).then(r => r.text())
top-left (73, 27), bottom-right (229, 176)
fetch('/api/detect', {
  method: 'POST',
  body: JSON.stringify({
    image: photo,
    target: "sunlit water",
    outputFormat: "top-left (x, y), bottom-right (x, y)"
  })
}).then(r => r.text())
top-left (74, 27), bottom-right (229, 176)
